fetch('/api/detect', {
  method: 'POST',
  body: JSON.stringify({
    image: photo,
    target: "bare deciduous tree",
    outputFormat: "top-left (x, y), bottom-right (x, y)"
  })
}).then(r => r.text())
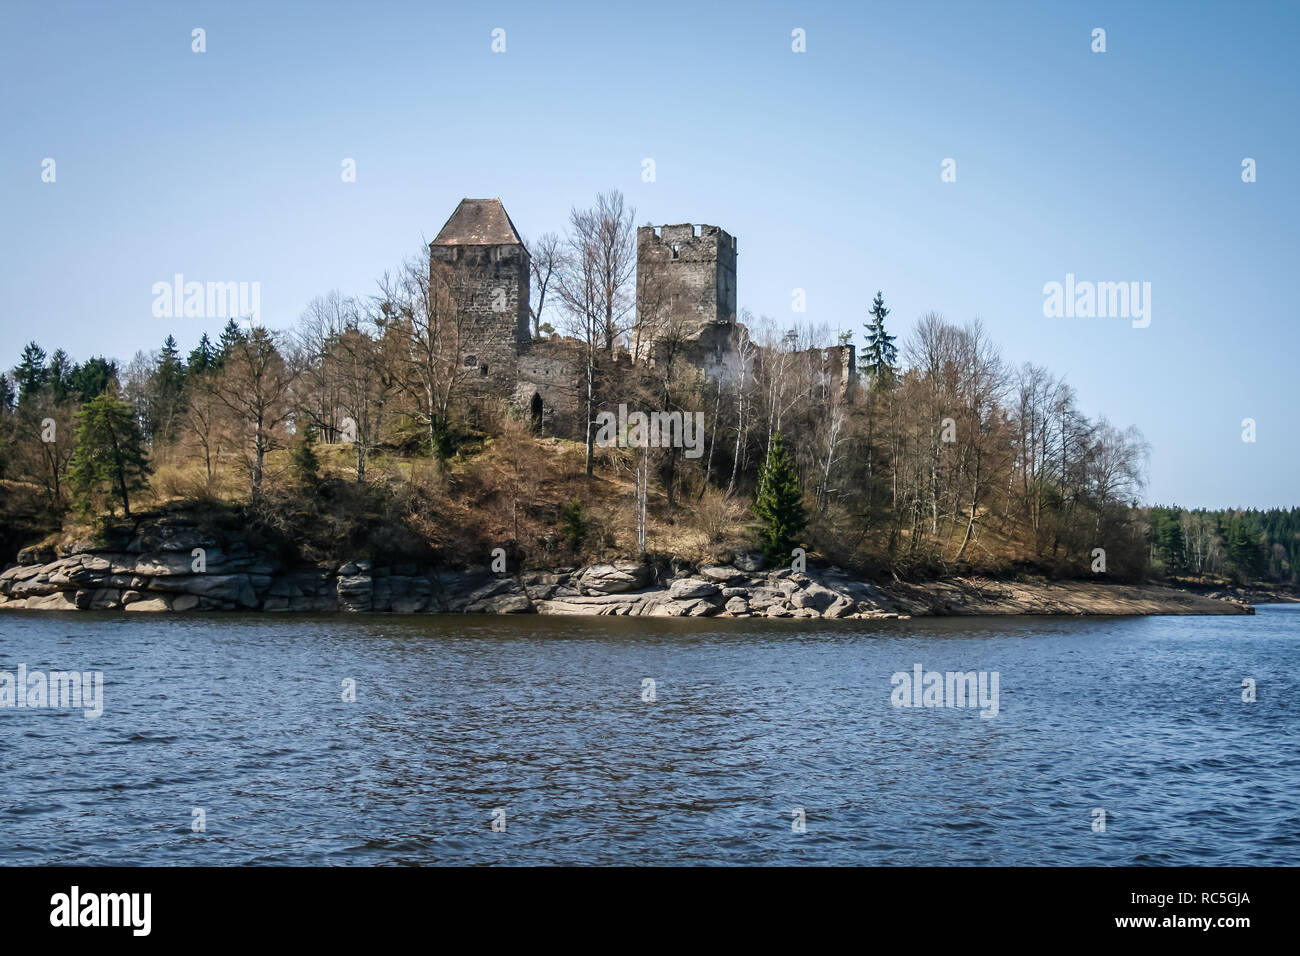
top-left (557, 190), bottom-right (637, 476)
top-left (212, 327), bottom-right (295, 500)
top-left (377, 254), bottom-right (471, 460)
top-left (525, 231), bottom-right (565, 339)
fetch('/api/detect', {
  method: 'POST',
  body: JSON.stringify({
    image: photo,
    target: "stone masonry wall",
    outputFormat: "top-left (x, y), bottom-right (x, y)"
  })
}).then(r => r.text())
top-left (430, 242), bottom-right (531, 399)
top-left (636, 223), bottom-right (737, 335)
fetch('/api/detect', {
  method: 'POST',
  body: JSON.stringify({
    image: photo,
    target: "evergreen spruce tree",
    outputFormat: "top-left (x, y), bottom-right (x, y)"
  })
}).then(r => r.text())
top-left (290, 423), bottom-right (322, 493)
top-left (148, 335), bottom-right (187, 444)
top-left (863, 291), bottom-right (898, 384)
top-left (14, 342), bottom-right (48, 403)
top-left (69, 356), bottom-right (117, 400)
top-left (560, 499), bottom-right (590, 552)
top-left (216, 319), bottom-right (245, 367)
top-left (158, 336), bottom-right (186, 388)
top-left (67, 394), bottom-right (151, 517)
top-left (1226, 514), bottom-right (1264, 583)
top-left (48, 349), bottom-right (74, 402)
top-left (859, 292), bottom-right (897, 520)
top-left (188, 333), bottom-right (216, 373)
top-left (753, 431), bottom-right (807, 564)
top-left (1149, 506), bottom-right (1186, 571)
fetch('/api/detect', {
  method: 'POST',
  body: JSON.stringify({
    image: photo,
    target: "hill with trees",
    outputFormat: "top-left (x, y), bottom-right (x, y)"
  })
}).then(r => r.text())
top-left (0, 192), bottom-right (1293, 596)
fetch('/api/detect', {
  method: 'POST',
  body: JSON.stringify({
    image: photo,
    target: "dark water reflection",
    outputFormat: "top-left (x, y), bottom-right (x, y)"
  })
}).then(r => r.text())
top-left (1, 607), bottom-right (1297, 865)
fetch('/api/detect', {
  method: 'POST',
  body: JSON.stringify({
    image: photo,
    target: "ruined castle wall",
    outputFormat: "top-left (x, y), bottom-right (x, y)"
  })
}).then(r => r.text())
top-left (515, 338), bottom-right (585, 437)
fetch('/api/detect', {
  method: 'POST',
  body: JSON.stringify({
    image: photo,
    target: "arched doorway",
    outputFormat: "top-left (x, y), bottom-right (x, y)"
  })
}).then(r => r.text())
top-left (529, 392), bottom-right (543, 433)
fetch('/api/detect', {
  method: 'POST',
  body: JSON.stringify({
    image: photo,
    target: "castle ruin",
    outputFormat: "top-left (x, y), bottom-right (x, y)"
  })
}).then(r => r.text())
top-left (429, 198), bottom-right (852, 437)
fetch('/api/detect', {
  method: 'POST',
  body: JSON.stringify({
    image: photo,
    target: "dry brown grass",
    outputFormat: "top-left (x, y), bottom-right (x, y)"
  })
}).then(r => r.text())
top-left (24, 430), bottom-right (766, 570)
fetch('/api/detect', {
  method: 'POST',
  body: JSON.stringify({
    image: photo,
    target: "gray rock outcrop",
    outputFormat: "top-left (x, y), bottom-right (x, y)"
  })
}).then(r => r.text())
top-left (0, 524), bottom-right (1253, 618)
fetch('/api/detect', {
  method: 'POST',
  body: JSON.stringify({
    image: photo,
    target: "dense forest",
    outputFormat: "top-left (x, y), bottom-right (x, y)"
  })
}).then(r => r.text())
top-left (0, 192), bottom-right (1293, 590)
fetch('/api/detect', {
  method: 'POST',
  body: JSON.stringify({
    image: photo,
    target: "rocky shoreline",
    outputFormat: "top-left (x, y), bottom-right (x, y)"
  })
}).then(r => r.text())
top-left (0, 523), bottom-right (1257, 618)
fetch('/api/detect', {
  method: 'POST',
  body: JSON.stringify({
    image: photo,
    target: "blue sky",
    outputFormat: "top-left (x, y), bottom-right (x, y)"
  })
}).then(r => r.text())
top-left (1, 0), bottom-right (1296, 508)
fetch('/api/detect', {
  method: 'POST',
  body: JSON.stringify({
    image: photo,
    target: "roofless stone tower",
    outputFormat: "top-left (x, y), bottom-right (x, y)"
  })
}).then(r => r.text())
top-left (430, 198), bottom-right (531, 395)
top-left (636, 223), bottom-right (737, 334)
top-left (635, 223), bottom-right (739, 374)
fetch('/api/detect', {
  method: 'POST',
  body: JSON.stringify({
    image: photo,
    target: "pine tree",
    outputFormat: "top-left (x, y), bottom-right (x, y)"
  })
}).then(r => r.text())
top-left (560, 499), bottom-right (590, 552)
top-left (1225, 513), bottom-right (1264, 583)
top-left (158, 336), bottom-right (185, 389)
top-left (863, 291), bottom-right (898, 384)
top-left (48, 349), bottom-right (74, 402)
top-left (67, 394), bottom-right (151, 517)
top-left (753, 431), bottom-right (807, 564)
top-left (290, 423), bottom-right (322, 493)
top-left (14, 342), bottom-right (48, 403)
top-left (1149, 506), bottom-right (1187, 571)
top-left (69, 356), bottom-right (117, 400)
top-left (149, 335), bottom-right (187, 444)
top-left (188, 333), bottom-right (216, 373)
top-left (860, 292), bottom-right (897, 520)
top-left (216, 320), bottom-right (245, 366)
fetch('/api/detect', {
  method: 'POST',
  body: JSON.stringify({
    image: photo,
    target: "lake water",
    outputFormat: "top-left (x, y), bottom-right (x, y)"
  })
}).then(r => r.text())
top-left (1, 606), bottom-right (1297, 865)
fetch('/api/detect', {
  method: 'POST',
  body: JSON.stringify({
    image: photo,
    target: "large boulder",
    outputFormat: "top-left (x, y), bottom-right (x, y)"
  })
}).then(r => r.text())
top-left (823, 596), bottom-right (855, 619)
top-left (26, 592), bottom-right (78, 610)
top-left (464, 578), bottom-right (533, 614)
top-left (747, 588), bottom-right (788, 611)
top-left (668, 578), bottom-right (721, 600)
top-left (10, 576), bottom-right (62, 598)
top-left (0, 563), bottom-right (47, 585)
top-left (649, 598), bottom-right (718, 617)
top-left (791, 584), bottom-right (840, 612)
top-left (573, 563), bottom-right (651, 594)
top-left (124, 596), bottom-right (172, 612)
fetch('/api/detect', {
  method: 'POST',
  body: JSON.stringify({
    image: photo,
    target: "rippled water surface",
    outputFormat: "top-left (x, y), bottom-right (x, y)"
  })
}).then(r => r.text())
top-left (1, 606), bottom-right (1297, 865)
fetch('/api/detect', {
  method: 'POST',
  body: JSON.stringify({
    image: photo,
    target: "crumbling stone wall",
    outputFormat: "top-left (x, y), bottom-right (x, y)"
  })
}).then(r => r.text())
top-left (515, 337), bottom-right (586, 436)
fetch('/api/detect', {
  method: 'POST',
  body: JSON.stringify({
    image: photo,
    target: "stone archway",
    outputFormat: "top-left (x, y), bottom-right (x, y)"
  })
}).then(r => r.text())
top-left (530, 392), bottom-right (543, 433)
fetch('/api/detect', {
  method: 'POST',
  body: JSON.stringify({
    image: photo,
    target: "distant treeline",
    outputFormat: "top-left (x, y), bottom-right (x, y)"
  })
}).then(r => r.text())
top-left (1148, 505), bottom-right (1299, 584)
